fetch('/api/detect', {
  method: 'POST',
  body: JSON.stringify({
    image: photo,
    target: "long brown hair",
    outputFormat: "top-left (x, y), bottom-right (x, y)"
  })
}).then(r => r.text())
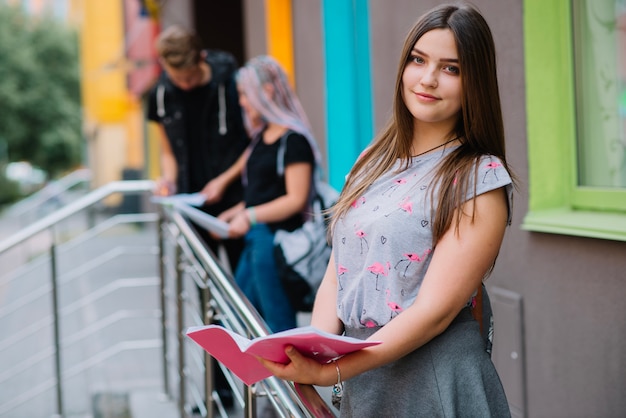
top-left (331, 3), bottom-right (513, 247)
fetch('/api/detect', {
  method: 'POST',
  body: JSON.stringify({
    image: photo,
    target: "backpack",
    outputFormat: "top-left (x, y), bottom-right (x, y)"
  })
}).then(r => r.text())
top-left (273, 134), bottom-right (339, 312)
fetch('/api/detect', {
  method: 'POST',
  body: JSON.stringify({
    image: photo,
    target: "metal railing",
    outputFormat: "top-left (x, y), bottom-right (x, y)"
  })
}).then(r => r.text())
top-left (1, 168), bottom-right (92, 231)
top-left (0, 180), bottom-right (334, 418)
top-left (159, 205), bottom-right (320, 418)
top-left (0, 180), bottom-right (157, 417)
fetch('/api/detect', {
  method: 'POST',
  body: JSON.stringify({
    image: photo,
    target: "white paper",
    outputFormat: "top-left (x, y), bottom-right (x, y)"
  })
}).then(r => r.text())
top-left (175, 203), bottom-right (230, 238)
top-left (151, 192), bottom-right (206, 207)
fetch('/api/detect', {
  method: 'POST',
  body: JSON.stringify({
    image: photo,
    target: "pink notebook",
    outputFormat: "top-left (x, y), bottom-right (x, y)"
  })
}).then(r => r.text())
top-left (186, 325), bottom-right (380, 386)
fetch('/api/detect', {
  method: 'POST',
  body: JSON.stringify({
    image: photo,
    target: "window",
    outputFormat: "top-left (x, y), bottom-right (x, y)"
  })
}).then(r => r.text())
top-left (573, 0), bottom-right (626, 191)
top-left (522, 0), bottom-right (626, 241)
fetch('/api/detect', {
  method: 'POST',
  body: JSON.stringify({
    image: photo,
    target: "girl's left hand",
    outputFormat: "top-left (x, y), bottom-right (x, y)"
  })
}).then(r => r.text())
top-left (227, 210), bottom-right (251, 238)
top-left (257, 345), bottom-right (328, 386)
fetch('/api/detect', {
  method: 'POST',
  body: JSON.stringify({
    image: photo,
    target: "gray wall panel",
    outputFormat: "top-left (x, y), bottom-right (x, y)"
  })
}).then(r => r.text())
top-left (292, 0), bottom-right (327, 164)
top-left (491, 286), bottom-right (526, 418)
top-left (242, 0), bottom-right (266, 60)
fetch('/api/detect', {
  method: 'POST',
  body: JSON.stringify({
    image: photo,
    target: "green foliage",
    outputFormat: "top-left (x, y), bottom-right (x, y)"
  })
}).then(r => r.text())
top-left (0, 5), bottom-right (82, 178)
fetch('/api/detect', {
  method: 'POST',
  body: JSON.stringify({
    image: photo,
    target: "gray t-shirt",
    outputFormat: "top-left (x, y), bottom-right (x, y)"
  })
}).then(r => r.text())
top-left (333, 147), bottom-right (513, 329)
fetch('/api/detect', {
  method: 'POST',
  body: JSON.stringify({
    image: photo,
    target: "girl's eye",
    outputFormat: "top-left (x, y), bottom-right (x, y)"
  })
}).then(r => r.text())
top-left (409, 55), bottom-right (424, 64)
top-left (443, 65), bottom-right (460, 75)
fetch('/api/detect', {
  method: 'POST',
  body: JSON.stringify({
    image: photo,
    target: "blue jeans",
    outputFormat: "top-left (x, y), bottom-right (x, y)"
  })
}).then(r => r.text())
top-left (234, 224), bottom-right (297, 332)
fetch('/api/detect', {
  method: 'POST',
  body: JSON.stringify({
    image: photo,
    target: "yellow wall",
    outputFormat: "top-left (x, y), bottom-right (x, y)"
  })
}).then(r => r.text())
top-left (265, 0), bottom-right (295, 85)
top-left (80, 1), bottom-right (128, 124)
top-left (76, 0), bottom-right (146, 194)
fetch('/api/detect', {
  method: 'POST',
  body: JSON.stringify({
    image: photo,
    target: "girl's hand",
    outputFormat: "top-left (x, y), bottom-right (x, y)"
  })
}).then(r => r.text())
top-left (227, 209), bottom-right (251, 239)
top-left (201, 177), bottom-right (227, 205)
top-left (210, 203), bottom-right (245, 240)
top-left (257, 346), bottom-right (330, 386)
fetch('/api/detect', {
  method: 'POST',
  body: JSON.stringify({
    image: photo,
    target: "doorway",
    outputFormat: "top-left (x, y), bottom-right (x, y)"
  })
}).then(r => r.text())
top-left (193, 0), bottom-right (245, 67)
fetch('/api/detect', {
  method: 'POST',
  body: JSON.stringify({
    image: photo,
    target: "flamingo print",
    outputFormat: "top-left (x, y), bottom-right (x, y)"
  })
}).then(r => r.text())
top-left (367, 261), bottom-right (391, 290)
top-left (361, 319), bottom-right (378, 328)
top-left (360, 309), bottom-right (379, 328)
top-left (483, 161), bottom-right (502, 183)
top-left (394, 248), bottom-right (432, 277)
top-left (385, 289), bottom-right (403, 319)
top-left (385, 196), bottom-right (413, 217)
top-left (383, 178), bottom-right (407, 196)
top-left (394, 253), bottom-right (421, 277)
top-left (337, 264), bottom-right (348, 290)
top-left (351, 196), bottom-right (366, 208)
top-left (355, 229), bottom-right (369, 254)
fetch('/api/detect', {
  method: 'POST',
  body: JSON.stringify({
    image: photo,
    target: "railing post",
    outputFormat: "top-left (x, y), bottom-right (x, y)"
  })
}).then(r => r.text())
top-left (202, 284), bottom-right (215, 418)
top-left (244, 384), bottom-right (257, 418)
top-left (50, 243), bottom-right (64, 417)
top-left (176, 244), bottom-right (187, 418)
top-left (158, 209), bottom-right (170, 398)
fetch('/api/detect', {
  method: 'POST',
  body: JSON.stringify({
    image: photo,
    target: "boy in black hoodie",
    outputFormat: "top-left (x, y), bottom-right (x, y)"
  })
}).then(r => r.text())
top-left (147, 25), bottom-right (248, 273)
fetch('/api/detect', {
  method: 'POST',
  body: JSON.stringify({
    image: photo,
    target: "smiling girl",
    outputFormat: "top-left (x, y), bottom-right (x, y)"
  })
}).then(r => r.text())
top-left (260, 3), bottom-right (514, 416)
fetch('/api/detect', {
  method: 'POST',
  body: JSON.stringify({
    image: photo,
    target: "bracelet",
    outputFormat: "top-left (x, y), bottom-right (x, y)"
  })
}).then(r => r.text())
top-left (246, 207), bottom-right (257, 226)
top-left (331, 359), bottom-right (343, 408)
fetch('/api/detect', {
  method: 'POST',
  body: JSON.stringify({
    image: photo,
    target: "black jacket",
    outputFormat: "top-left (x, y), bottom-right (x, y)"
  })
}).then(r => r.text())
top-left (147, 50), bottom-right (248, 212)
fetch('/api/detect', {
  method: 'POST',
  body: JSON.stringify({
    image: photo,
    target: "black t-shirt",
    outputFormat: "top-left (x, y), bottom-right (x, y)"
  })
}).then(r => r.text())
top-left (145, 52), bottom-right (249, 215)
top-left (245, 131), bottom-right (315, 231)
top-left (179, 85), bottom-right (212, 192)
top-left (146, 81), bottom-right (213, 192)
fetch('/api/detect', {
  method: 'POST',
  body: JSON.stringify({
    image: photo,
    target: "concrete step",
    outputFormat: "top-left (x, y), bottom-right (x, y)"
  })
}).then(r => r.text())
top-left (129, 390), bottom-right (178, 418)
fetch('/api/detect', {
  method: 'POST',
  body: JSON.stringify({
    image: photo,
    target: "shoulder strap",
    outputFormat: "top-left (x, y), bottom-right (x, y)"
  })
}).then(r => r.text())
top-left (276, 132), bottom-right (290, 177)
top-left (276, 132), bottom-right (325, 218)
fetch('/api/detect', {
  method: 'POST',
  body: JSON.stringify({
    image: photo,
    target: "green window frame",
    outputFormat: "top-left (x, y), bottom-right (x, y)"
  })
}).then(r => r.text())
top-left (522, 0), bottom-right (626, 241)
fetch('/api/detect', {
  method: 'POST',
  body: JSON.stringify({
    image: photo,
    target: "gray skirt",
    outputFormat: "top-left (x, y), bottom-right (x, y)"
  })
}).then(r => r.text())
top-left (340, 308), bottom-right (511, 418)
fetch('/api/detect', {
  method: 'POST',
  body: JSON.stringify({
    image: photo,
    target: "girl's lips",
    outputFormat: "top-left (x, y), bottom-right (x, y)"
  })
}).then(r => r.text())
top-left (415, 92), bottom-right (439, 101)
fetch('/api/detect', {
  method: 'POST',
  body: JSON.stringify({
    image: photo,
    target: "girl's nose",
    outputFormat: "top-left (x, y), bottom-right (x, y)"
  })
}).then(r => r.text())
top-left (420, 67), bottom-right (438, 88)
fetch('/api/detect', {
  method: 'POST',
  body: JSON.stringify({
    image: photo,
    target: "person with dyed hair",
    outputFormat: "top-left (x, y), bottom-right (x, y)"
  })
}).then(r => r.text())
top-left (217, 55), bottom-right (321, 332)
top-left (259, 3), bottom-right (514, 416)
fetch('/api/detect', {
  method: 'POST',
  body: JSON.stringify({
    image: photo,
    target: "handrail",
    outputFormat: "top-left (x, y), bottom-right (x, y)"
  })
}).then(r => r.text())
top-left (3, 167), bottom-right (92, 216)
top-left (162, 205), bottom-right (322, 417)
top-left (0, 180), bottom-right (154, 255)
top-left (167, 208), bottom-right (268, 336)
top-left (0, 180), bottom-right (157, 418)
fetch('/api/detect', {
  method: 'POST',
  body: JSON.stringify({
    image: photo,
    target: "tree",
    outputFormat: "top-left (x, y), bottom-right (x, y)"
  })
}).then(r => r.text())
top-left (0, 5), bottom-right (82, 179)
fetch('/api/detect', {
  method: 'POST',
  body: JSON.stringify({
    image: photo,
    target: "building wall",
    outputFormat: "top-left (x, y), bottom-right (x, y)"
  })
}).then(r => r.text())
top-left (292, 0), bottom-right (326, 160)
top-left (166, 1), bottom-right (626, 416)
top-left (296, 2), bottom-right (626, 416)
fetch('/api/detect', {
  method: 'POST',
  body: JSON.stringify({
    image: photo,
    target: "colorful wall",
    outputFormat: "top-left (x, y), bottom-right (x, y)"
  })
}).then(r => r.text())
top-left (236, 2), bottom-right (626, 417)
top-left (71, 0), bottom-right (159, 197)
top-left (66, 0), bottom-right (626, 416)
